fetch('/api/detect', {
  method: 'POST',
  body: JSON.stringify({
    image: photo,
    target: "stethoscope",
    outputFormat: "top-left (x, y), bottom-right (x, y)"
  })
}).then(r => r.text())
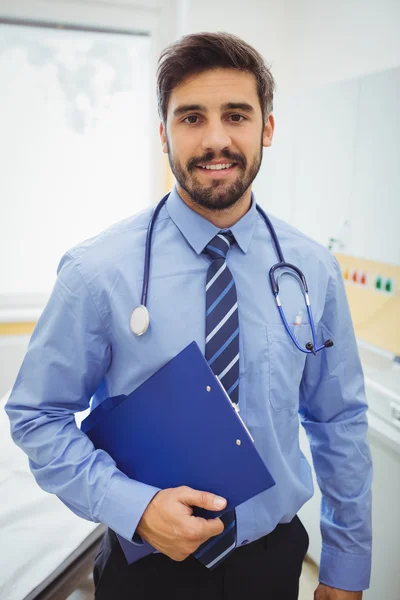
top-left (130, 193), bottom-right (334, 355)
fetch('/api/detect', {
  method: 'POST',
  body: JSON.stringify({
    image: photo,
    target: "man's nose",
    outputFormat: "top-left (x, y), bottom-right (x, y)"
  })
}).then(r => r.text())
top-left (200, 120), bottom-right (232, 153)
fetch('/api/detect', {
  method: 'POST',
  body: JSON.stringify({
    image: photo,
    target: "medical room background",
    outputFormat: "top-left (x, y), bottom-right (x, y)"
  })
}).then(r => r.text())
top-left (0, 1), bottom-right (399, 599)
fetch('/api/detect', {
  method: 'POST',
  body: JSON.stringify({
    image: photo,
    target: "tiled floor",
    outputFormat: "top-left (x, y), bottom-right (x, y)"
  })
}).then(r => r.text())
top-left (67, 556), bottom-right (319, 599)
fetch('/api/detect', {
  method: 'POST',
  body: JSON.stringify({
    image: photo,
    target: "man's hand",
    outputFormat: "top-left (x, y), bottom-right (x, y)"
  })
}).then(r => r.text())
top-left (136, 486), bottom-right (227, 561)
top-left (315, 583), bottom-right (362, 599)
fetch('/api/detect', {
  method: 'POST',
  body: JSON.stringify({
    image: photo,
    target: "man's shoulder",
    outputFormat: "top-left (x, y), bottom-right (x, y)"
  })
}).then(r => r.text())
top-left (66, 206), bottom-right (154, 261)
top-left (57, 205), bottom-right (166, 276)
top-left (267, 213), bottom-right (326, 252)
top-left (266, 213), bottom-right (337, 275)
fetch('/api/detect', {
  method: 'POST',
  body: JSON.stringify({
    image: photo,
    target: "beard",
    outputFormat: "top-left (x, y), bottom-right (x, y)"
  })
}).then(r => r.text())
top-left (167, 140), bottom-right (264, 212)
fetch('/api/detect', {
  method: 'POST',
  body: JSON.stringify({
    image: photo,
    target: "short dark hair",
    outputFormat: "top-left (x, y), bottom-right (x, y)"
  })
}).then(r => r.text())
top-left (157, 32), bottom-right (275, 124)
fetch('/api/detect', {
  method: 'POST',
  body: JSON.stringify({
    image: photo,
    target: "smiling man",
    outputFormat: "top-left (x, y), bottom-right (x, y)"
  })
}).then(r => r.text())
top-left (6, 33), bottom-right (372, 600)
top-left (164, 69), bottom-right (269, 211)
top-left (161, 66), bottom-right (272, 224)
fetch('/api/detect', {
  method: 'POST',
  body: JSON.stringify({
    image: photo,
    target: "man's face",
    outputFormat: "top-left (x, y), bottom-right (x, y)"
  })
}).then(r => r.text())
top-left (160, 68), bottom-right (274, 211)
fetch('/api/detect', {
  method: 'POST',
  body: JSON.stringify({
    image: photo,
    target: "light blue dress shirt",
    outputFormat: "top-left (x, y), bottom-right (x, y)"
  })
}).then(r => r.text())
top-left (6, 186), bottom-right (372, 591)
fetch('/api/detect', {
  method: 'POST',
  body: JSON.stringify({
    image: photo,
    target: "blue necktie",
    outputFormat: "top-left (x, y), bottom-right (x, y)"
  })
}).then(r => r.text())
top-left (194, 231), bottom-right (239, 569)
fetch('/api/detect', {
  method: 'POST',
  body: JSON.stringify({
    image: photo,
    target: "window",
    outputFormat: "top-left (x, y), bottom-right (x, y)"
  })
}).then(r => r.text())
top-left (0, 20), bottom-right (152, 296)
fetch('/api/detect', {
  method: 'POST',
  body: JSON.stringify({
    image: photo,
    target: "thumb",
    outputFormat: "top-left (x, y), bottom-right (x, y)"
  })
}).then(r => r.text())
top-left (178, 486), bottom-right (227, 512)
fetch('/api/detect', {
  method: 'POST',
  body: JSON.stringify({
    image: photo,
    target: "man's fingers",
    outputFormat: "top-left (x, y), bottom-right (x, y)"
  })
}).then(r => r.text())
top-left (203, 516), bottom-right (225, 538)
top-left (187, 515), bottom-right (224, 544)
top-left (179, 486), bottom-right (227, 511)
top-left (137, 487), bottom-right (228, 561)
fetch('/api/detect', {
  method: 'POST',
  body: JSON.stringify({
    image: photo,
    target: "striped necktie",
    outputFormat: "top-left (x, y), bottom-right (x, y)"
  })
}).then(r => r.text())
top-left (194, 230), bottom-right (239, 569)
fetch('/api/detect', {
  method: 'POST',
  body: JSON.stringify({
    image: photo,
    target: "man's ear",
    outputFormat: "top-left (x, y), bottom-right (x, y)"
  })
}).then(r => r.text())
top-left (262, 113), bottom-right (275, 148)
top-left (160, 122), bottom-right (168, 154)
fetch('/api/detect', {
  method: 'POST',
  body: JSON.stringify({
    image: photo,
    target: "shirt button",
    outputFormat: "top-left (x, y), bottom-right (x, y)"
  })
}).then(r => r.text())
top-left (241, 539), bottom-right (249, 546)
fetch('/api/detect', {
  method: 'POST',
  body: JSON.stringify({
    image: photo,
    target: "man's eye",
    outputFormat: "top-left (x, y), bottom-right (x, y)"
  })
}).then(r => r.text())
top-left (229, 114), bottom-right (245, 122)
top-left (184, 115), bottom-right (199, 124)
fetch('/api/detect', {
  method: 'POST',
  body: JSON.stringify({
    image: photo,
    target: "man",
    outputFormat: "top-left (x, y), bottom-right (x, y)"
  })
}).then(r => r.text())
top-left (6, 32), bottom-right (372, 599)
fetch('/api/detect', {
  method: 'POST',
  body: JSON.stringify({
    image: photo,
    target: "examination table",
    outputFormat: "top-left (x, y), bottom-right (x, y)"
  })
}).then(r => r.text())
top-left (0, 391), bottom-right (105, 600)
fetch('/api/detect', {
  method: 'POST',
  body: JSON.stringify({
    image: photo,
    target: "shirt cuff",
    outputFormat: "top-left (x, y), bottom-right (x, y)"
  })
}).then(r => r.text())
top-left (319, 544), bottom-right (371, 591)
top-left (98, 471), bottom-right (160, 542)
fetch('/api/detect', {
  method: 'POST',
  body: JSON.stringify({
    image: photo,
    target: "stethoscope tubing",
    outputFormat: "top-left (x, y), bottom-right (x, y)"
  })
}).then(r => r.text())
top-left (137, 193), bottom-right (332, 354)
top-left (141, 193), bottom-right (169, 306)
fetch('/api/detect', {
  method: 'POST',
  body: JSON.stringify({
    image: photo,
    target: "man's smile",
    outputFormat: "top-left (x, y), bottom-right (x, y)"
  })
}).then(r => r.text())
top-left (195, 162), bottom-right (238, 178)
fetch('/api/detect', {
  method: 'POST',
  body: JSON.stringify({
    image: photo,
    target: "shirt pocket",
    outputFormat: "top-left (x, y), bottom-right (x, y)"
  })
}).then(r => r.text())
top-left (268, 322), bottom-right (309, 412)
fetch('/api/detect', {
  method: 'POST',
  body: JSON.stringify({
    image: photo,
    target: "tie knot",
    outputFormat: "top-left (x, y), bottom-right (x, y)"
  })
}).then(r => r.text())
top-left (203, 231), bottom-right (235, 261)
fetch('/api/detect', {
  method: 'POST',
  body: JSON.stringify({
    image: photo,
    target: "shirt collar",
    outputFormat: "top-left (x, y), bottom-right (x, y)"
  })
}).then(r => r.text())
top-left (165, 185), bottom-right (257, 255)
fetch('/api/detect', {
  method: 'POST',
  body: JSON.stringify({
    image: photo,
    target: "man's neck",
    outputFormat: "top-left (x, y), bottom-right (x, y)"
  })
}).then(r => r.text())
top-left (176, 184), bottom-right (252, 229)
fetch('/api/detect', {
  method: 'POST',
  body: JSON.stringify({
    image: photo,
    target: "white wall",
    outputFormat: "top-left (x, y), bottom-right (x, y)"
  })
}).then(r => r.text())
top-left (283, 0), bottom-right (400, 92)
top-left (176, 0), bottom-right (289, 81)
top-left (175, 0), bottom-right (400, 92)
top-left (266, 0), bottom-right (400, 262)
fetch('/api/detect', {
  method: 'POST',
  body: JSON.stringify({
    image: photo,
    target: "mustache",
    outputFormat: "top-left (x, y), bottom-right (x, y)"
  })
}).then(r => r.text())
top-left (187, 150), bottom-right (246, 171)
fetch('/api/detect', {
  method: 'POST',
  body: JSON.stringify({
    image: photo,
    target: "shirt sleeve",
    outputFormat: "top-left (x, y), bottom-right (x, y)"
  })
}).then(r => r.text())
top-left (5, 253), bottom-right (160, 541)
top-left (299, 256), bottom-right (373, 592)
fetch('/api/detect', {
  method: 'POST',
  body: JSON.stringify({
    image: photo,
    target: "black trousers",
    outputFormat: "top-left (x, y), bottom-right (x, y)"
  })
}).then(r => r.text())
top-left (94, 516), bottom-right (309, 600)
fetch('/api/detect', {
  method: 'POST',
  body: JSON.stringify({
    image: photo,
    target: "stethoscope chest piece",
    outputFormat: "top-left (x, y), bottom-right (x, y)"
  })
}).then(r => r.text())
top-left (130, 305), bottom-right (150, 336)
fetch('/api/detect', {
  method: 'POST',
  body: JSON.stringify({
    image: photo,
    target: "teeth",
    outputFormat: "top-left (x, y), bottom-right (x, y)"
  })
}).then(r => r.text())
top-left (201, 163), bottom-right (233, 170)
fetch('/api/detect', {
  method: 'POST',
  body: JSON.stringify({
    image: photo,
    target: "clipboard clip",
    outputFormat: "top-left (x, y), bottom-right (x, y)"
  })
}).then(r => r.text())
top-left (214, 376), bottom-right (255, 443)
top-left (231, 401), bottom-right (255, 443)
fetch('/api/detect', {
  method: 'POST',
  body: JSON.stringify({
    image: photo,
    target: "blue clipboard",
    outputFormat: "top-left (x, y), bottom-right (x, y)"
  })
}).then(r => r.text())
top-left (81, 341), bottom-right (275, 563)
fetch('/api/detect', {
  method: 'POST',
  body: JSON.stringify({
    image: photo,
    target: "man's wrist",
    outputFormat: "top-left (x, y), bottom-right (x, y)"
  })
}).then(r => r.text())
top-left (316, 582), bottom-right (362, 599)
